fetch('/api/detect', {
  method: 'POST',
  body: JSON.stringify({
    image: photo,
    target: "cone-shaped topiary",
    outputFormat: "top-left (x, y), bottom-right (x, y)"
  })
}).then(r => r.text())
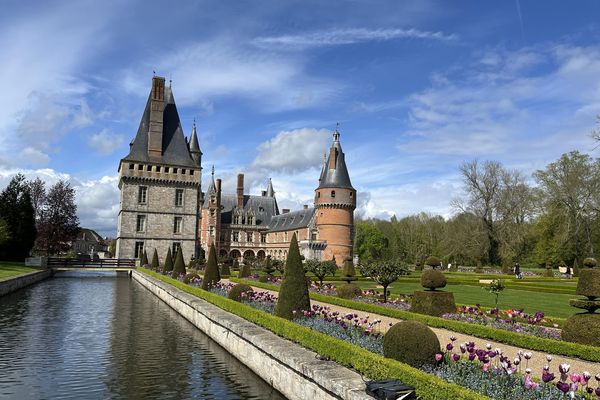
top-left (163, 248), bottom-right (173, 273)
top-left (239, 262), bottom-right (252, 278)
top-left (228, 283), bottom-right (253, 301)
top-left (263, 256), bottom-right (275, 276)
top-left (141, 249), bottom-right (149, 266)
top-left (383, 321), bottom-right (440, 368)
top-left (424, 256), bottom-right (440, 269)
top-left (151, 248), bottom-right (159, 270)
top-left (274, 234), bottom-right (310, 320)
top-left (171, 246), bottom-right (186, 278)
top-left (202, 243), bottom-right (220, 290)
top-left (421, 269), bottom-right (447, 290)
top-left (341, 258), bottom-right (357, 283)
top-left (337, 283), bottom-right (362, 299)
top-left (220, 262), bottom-right (231, 277)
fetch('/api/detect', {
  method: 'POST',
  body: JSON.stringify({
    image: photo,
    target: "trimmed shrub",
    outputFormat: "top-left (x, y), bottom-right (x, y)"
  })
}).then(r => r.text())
top-left (474, 263), bottom-right (483, 273)
top-left (220, 263), bottom-right (231, 277)
top-left (424, 256), bottom-right (441, 269)
top-left (415, 263), bottom-right (423, 271)
top-left (163, 248), bottom-right (173, 273)
top-left (337, 283), bottom-right (362, 299)
top-left (420, 269), bottom-right (446, 290)
top-left (263, 256), bottom-right (276, 276)
top-left (183, 273), bottom-right (200, 284)
top-left (202, 243), bottom-right (220, 290)
top-left (188, 257), bottom-right (205, 270)
top-left (171, 247), bottom-right (186, 278)
top-left (239, 263), bottom-right (252, 278)
top-left (544, 266), bottom-right (554, 277)
top-left (341, 258), bottom-right (357, 283)
top-left (258, 275), bottom-right (270, 283)
top-left (501, 263), bottom-right (510, 274)
top-left (275, 234), bottom-right (310, 320)
top-left (151, 248), bottom-right (159, 270)
top-left (583, 257), bottom-right (598, 268)
top-left (562, 313), bottom-right (600, 346)
top-left (228, 283), bottom-right (253, 302)
top-left (383, 321), bottom-right (440, 368)
top-left (141, 250), bottom-right (149, 266)
top-left (576, 269), bottom-right (600, 300)
top-left (411, 290), bottom-right (456, 317)
top-left (232, 259), bottom-right (240, 271)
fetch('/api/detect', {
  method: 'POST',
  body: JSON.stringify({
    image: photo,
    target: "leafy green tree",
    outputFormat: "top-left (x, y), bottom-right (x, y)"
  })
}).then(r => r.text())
top-left (271, 259), bottom-right (284, 274)
top-left (0, 174), bottom-right (36, 260)
top-left (0, 218), bottom-right (11, 245)
top-left (202, 243), bottom-right (220, 290)
top-left (354, 221), bottom-right (388, 261)
top-left (485, 279), bottom-right (506, 312)
top-left (304, 259), bottom-right (337, 287)
top-left (359, 259), bottom-right (409, 302)
top-left (275, 234), bottom-right (310, 319)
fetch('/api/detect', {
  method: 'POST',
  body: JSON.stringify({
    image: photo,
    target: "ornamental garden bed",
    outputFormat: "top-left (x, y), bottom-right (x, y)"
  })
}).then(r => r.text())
top-left (143, 268), bottom-right (600, 400)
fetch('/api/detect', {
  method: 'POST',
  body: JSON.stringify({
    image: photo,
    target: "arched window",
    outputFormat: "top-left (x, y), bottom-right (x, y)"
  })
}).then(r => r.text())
top-left (331, 190), bottom-right (336, 198)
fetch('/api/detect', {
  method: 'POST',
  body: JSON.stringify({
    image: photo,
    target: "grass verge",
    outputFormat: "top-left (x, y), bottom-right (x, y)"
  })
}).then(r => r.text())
top-left (0, 262), bottom-right (40, 280)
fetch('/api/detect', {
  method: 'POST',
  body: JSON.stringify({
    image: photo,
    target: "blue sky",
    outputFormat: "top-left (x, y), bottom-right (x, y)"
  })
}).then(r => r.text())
top-left (2, 0), bottom-right (600, 237)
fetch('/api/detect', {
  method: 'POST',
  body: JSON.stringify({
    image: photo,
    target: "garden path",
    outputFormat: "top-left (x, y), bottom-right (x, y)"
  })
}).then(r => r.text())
top-left (223, 279), bottom-right (600, 376)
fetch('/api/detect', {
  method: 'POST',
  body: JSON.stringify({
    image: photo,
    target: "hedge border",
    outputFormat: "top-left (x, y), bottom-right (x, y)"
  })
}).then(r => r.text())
top-left (139, 268), bottom-right (487, 400)
top-left (231, 278), bottom-right (600, 363)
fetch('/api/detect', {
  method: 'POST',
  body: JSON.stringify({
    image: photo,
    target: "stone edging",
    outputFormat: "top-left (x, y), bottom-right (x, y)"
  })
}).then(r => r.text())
top-left (131, 270), bottom-right (372, 400)
top-left (0, 269), bottom-right (52, 297)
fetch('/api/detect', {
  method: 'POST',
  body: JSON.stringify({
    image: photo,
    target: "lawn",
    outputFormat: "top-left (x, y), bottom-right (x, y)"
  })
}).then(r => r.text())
top-left (334, 279), bottom-right (575, 319)
top-left (0, 262), bottom-right (41, 280)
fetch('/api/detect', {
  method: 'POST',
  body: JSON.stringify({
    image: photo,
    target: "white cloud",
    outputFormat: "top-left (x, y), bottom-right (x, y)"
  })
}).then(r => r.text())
top-left (250, 128), bottom-right (331, 172)
top-left (253, 27), bottom-right (457, 50)
top-left (19, 147), bottom-right (51, 166)
top-left (88, 129), bottom-right (125, 155)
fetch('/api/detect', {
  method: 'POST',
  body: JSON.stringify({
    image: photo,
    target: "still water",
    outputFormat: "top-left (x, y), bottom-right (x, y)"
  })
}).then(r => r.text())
top-left (0, 272), bottom-right (286, 399)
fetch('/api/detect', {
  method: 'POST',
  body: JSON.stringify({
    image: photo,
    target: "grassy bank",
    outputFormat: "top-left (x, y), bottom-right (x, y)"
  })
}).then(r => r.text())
top-left (0, 262), bottom-right (40, 280)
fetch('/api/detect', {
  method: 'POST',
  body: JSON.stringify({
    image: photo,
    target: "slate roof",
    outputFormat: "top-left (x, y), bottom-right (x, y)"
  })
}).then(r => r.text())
top-left (76, 228), bottom-right (105, 244)
top-left (267, 208), bottom-right (315, 232)
top-left (317, 132), bottom-right (354, 190)
top-left (121, 86), bottom-right (197, 169)
top-left (217, 194), bottom-right (279, 226)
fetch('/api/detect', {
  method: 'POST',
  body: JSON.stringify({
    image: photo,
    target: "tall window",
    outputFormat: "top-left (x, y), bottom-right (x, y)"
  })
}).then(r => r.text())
top-left (136, 215), bottom-right (146, 232)
top-left (331, 190), bottom-right (336, 198)
top-left (210, 209), bottom-right (216, 217)
top-left (232, 231), bottom-right (239, 242)
top-left (172, 242), bottom-right (181, 257)
top-left (247, 232), bottom-right (253, 242)
top-left (173, 217), bottom-right (183, 234)
top-left (247, 215), bottom-right (254, 225)
top-left (134, 241), bottom-right (144, 259)
top-left (138, 186), bottom-right (147, 204)
top-left (261, 233), bottom-right (267, 243)
top-left (175, 189), bottom-right (184, 206)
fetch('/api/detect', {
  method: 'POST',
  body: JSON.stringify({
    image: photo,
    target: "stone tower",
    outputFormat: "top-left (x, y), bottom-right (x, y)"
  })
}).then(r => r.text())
top-left (115, 76), bottom-right (202, 263)
top-left (314, 127), bottom-right (356, 266)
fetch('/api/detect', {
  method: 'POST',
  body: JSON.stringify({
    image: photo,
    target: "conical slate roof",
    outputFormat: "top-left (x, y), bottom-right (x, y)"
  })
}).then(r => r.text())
top-left (189, 121), bottom-right (201, 155)
top-left (122, 86), bottom-right (197, 168)
top-left (317, 130), bottom-right (354, 190)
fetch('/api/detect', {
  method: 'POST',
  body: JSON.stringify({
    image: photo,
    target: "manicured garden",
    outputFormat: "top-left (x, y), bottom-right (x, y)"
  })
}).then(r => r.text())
top-left (0, 262), bottom-right (40, 279)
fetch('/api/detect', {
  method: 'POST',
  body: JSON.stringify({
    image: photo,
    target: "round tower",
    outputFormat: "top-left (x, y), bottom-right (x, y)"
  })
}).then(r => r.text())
top-left (314, 127), bottom-right (356, 266)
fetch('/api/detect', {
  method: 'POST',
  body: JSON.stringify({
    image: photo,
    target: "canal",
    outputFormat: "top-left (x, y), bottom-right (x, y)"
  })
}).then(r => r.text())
top-left (0, 272), bottom-right (286, 399)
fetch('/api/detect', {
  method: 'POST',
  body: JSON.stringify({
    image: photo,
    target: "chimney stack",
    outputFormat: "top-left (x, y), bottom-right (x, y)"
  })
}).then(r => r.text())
top-left (236, 174), bottom-right (244, 208)
top-left (282, 208), bottom-right (290, 214)
top-left (148, 76), bottom-right (165, 158)
top-left (261, 190), bottom-right (267, 196)
top-left (216, 178), bottom-right (222, 194)
top-left (303, 204), bottom-right (308, 209)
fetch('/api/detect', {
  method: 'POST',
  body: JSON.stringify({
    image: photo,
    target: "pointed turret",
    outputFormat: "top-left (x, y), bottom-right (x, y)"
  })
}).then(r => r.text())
top-left (206, 165), bottom-right (216, 195)
top-left (317, 126), bottom-right (354, 190)
top-left (189, 119), bottom-right (202, 166)
top-left (266, 178), bottom-right (275, 197)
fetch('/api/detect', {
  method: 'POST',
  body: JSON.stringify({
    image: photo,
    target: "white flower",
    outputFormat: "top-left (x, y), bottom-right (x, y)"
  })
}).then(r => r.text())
top-left (546, 355), bottom-right (552, 362)
top-left (486, 343), bottom-right (492, 350)
top-left (525, 368), bottom-right (532, 374)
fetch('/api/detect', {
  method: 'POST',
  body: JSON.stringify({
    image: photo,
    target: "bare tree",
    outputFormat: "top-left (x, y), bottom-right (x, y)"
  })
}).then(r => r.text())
top-left (27, 178), bottom-right (46, 222)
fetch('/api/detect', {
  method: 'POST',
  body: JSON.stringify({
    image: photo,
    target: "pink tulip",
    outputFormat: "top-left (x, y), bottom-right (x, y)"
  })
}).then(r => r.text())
top-left (483, 363), bottom-right (490, 372)
top-left (435, 353), bottom-right (443, 362)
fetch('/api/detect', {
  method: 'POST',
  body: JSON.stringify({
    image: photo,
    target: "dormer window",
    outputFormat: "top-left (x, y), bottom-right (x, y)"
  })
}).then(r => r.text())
top-left (331, 190), bottom-right (336, 198)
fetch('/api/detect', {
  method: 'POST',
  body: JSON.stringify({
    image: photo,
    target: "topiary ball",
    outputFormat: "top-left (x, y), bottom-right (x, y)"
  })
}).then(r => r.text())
top-left (228, 283), bottom-right (253, 302)
top-left (421, 269), bottom-right (447, 290)
top-left (562, 313), bottom-right (600, 346)
top-left (583, 258), bottom-right (598, 268)
top-left (183, 273), bottom-right (200, 284)
top-left (383, 321), bottom-right (440, 367)
top-left (424, 256), bottom-right (441, 268)
top-left (337, 283), bottom-right (362, 299)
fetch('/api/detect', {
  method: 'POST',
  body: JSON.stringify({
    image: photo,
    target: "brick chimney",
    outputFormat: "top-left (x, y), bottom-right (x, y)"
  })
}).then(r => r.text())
top-left (216, 178), bottom-right (222, 194)
top-left (236, 174), bottom-right (244, 208)
top-left (148, 76), bottom-right (165, 158)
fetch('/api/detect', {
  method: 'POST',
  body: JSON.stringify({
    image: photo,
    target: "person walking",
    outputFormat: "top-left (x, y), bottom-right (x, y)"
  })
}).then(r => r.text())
top-left (514, 262), bottom-right (522, 279)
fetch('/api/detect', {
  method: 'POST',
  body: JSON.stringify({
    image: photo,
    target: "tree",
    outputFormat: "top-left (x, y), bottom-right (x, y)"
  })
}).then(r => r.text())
top-left (151, 248), bottom-right (159, 270)
top-left (359, 259), bottom-right (409, 302)
top-left (534, 151), bottom-right (600, 264)
top-left (275, 234), bottom-right (310, 319)
top-left (163, 247), bottom-right (174, 273)
top-left (35, 180), bottom-right (79, 256)
top-left (0, 174), bottom-right (36, 260)
top-left (263, 255), bottom-right (275, 276)
top-left (271, 259), bottom-right (284, 274)
top-left (354, 221), bottom-right (388, 262)
top-left (304, 259), bottom-right (337, 287)
top-left (27, 177), bottom-right (46, 222)
top-left (172, 246), bottom-right (186, 277)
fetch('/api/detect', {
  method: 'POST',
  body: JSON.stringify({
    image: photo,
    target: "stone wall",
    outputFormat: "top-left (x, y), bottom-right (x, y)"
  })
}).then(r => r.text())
top-left (132, 270), bottom-right (371, 400)
top-left (0, 270), bottom-right (52, 297)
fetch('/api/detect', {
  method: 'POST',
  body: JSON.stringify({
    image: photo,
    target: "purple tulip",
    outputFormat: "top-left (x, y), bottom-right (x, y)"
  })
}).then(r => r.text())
top-left (596, 387), bottom-right (600, 396)
top-left (556, 381), bottom-right (569, 393)
top-left (542, 372), bottom-right (555, 383)
top-left (452, 353), bottom-right (460, 362)
top-left (468, 353), bottom-right (476, 361)
top-left (446, 343), bottom-right (454, 351)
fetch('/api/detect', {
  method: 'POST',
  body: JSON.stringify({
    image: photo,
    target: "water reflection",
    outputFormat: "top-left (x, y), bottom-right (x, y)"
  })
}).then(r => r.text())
top-left (0, 272), bottom-right (285, 399)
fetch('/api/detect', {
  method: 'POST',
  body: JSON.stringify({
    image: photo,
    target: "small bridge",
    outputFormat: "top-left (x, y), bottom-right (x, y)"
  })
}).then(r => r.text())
top-left (48, 257), bottom-right (136, 271)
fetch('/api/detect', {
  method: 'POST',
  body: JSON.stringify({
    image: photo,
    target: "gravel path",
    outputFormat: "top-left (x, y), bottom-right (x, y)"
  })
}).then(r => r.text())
top-left (224, 279), bottom-right (600, 376)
